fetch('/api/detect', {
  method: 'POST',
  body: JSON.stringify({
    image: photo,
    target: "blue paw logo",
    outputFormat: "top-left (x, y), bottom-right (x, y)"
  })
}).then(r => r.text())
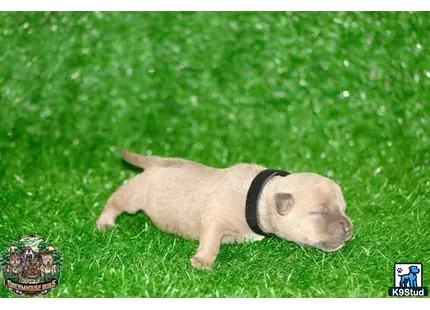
top-left (389, 263), bottom-right (428, 297)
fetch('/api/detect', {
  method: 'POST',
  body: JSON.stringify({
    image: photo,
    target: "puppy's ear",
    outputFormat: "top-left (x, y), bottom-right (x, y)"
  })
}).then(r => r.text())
top-left (275, 193), bottom-right (295, 215)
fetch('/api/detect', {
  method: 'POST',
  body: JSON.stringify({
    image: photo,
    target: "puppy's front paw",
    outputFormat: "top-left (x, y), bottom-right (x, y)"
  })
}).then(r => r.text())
top-left (190, 255), bottom-right (213, 270)
top-left (96, 213), bottom-right (116, 230)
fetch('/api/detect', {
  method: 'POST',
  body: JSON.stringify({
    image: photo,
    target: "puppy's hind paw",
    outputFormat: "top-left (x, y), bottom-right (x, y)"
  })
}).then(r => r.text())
top-left (96, 213), bottom-right (116, 231)
top-left (190, 255), bottom-right (213, 270)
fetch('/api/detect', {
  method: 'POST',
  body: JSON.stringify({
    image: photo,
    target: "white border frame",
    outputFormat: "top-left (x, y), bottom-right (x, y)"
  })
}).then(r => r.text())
top-left (0, 4), bottom-right (429, 308)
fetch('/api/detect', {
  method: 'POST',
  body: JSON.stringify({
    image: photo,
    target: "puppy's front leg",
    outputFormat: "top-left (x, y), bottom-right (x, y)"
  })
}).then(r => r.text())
top-left (190, 221), bottom-right (224, 270)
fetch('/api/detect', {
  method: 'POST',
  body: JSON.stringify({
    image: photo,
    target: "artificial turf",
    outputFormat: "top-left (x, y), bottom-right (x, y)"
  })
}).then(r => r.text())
top-left (0, 12), bottom-right (429, 298)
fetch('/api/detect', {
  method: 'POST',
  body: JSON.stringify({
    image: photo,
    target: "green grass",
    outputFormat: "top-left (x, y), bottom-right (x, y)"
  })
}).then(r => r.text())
top-left (1, 12), bottom-right (429, 298)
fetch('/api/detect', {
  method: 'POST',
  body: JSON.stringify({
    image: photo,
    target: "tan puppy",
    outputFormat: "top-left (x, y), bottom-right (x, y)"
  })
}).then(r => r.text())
top-left (96, 149), bottom-right (353, 269)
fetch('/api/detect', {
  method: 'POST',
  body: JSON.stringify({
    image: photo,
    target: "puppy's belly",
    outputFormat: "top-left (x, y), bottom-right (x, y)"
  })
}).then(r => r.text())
top-left (145, 212), bottom-right (200, 240)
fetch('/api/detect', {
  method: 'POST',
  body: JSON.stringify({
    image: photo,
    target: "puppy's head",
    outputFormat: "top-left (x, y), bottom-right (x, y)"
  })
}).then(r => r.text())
top-left (269, 173), bottom-right (353, 252)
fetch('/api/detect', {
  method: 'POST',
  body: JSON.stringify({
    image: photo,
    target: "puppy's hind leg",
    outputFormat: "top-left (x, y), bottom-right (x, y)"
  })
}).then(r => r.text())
top-left (96, 197), bottom-right (123, 230)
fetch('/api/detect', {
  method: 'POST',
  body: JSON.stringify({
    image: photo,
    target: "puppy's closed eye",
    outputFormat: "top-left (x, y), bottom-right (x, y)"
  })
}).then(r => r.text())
top-left (310, 210), bottom-right (330, 220)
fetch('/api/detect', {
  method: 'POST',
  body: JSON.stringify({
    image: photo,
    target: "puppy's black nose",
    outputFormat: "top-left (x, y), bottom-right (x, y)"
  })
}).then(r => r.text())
top-left (339, 218), bottom-right (352, 238)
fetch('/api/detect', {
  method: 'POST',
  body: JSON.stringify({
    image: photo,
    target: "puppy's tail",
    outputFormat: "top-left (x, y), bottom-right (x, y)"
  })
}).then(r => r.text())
top-left (121, 148), bottom-right (206, 169)
top-left (121, 149), bottom-right (160, 169)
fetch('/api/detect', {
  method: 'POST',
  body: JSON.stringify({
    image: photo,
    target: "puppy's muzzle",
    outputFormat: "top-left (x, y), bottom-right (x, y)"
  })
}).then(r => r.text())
top-left (339, 216), bottom-right (353, 240)
top-left (317, 216), bottom-right (353, 252)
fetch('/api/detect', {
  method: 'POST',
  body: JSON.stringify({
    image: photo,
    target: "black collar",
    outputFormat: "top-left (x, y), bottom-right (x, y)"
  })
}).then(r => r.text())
top-left (245, 169), bottom-right (291, 237)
